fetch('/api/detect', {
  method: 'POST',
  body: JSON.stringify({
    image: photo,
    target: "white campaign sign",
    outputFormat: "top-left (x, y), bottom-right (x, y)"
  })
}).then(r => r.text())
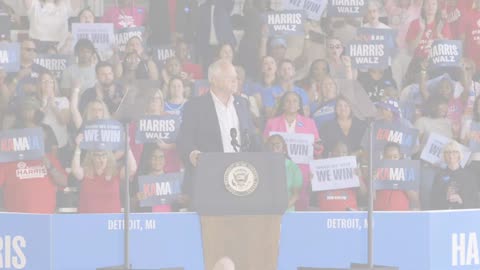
top-left (310, 156), bottom-right (359, 192)
top-left (270, 132), bottom-right (314, 164)
top-left (420, 133), bottom-right (471, 168)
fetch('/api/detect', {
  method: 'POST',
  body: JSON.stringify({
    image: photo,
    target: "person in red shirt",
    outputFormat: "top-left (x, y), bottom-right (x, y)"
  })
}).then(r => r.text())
top-left (175, 40), bottom-right (203, 80)
top-left (459, 0), bottom-right (480, 70)
top-left (405, 0), bottom-right (452, 58)
top-left (72, 135), bottom-right (137, 213)
top-left (374, 142), bottom-right (420, 211)
top-left (0, 97), bottom-right (67, 213)
top-left (101, 0), bottom-right (147, 30)
top-left (314, 141), bottom-right (366, 211)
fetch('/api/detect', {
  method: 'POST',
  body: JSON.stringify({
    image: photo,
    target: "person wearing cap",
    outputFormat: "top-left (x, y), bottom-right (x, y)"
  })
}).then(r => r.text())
top-left (0, 96), bottom-right (67, 213)
top-left (358, 68), bottom-right (398, 103)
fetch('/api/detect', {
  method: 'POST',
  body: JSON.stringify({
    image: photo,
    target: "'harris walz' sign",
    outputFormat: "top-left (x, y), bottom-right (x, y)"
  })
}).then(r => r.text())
top-left (266, 11), bottom-right (305, 36)
top-left (115, 26), bottom-right (144, 52)
top-left (80, 120), bottom-right (125, 151)
top-left (373, 159), bottom-right (420, 190)
top-left (0, 42), bottom-right (20, 72)
top-left (327, 0), bottom-right (368, 17)
top-left (34, 55), bottom-right (69, 79)
top-left (138, 172), bottom-right (184, 207)
top-left (347, 41), bottom-right (389, 69)
top-left (373, 122), bottom-right (419, 156)
top-left (429, 40), bottom-right (462, 68)
top-left (135, 115), bottom-right (181, 144)
top-left (357, 27), bottom-right (397, 49)
top-left (0, 128), bottom-right (44, 162)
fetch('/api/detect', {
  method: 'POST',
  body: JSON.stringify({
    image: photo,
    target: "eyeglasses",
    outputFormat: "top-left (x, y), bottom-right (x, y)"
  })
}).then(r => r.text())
top-left (328, 44), bottom-right (342, 49)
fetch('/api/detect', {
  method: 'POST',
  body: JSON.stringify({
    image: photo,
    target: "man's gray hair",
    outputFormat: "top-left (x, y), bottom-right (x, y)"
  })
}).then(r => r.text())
top-left (208, 59), bottom-right (233, 83)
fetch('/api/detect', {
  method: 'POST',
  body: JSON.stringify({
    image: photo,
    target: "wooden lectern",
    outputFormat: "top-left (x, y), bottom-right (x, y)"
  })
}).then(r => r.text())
top-left (193, 153), bottom-right (288, 270)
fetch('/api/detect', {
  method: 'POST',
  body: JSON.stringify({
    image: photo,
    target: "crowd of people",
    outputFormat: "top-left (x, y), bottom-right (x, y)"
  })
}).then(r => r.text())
top-left (0, 0), bottom-right (480, 214)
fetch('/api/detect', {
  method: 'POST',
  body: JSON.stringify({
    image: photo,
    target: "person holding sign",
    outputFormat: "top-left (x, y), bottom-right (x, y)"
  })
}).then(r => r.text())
top-left (263, 91), bottom-right (322, 210)
top-left (61, 39), bottom-right (98, 94)
top-left (311, 141), bottom-right (366, 211)
top-left (72, 135), bottom-right (137, 213)
top-left (37, 71), bottom-right (71, 165)
top-left (405, 0), bottom-right (452, 58)
top-left (325, 37), bottom-right (356, 80)
top-left (430, 141), bottom-right (478, 209)
top-left (265, 134), bottom-right (302, 211)
top-left (375, 143), bottom-right (420, 211)
top-left (0, 97), bottom-right (67, 213)
top-left (311, 75), bottom-right (339, 129)
top-left (415, 96), bottom-right (453, 146)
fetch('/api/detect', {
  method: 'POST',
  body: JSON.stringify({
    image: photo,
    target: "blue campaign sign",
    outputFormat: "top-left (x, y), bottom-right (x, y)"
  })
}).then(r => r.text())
top-left (327, 0), bottom-right (368, 17)
top-left (114, 26), bottom-right (144, 52)
top-left (135, 115), bottom-right (181, 144)
top-left (51, 213), bottom-right (204, 270)
top-left (347, 40), bottom-right (390, 69)
top-left (154, 45), bottom-right (176, 67)
top-left (34, 54), bottom-right (70, 79)
top-left (373, 121), bottom-right (419, 156)
top-left (429, 40), bottom-right (463, 68)
top-left (0, 213), bottom-right (52, 270)
top-left (265, 11), bottom-right (305, 36)
top-left (138, 172), bottom-right (184, 207)
top-left (0, 42), bottom-right (20, 72)
top-left (373, 159), bottom-right (420, 190)
top-left (0, 128), bottom-right (45, 163)
top-left (357, 27), bottom-right (397, 49)
top-left (80, 119), bottom-right (126, 151)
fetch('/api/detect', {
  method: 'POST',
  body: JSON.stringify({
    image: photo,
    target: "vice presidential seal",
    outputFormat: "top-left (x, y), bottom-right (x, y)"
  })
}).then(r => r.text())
top-left (224, 161), bottom-right (259, 196)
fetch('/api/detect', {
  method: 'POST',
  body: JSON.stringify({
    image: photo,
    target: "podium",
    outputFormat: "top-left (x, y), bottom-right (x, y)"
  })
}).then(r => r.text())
top-left (193, 152), bottom-right (288, 270)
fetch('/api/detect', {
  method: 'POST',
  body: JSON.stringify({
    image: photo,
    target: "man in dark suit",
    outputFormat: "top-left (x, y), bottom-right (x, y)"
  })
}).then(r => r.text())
top-left (177, 59), bottom-right (261, 200)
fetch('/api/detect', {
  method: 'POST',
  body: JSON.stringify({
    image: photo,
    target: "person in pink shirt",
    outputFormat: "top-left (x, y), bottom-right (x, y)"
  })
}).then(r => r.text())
top-left (263, 91), bottom-right (323, 211)
top-left (102, 0), bottom-right (147, 30)
top-left (385, 0), bottom-right (423, 49)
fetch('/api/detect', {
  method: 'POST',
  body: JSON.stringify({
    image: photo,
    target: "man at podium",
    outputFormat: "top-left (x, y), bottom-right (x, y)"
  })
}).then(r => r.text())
top-left (177, 59), bottom-right (261, 203)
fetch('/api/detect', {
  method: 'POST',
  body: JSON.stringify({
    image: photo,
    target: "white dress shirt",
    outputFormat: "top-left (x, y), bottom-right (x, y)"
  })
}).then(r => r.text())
top-left (211, 92), bottom-right (240, 153)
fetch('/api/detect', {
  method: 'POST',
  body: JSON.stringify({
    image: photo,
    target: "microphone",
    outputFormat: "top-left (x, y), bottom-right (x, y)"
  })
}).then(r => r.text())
top-left (241, 129), bottom-right (251, 152)
top-left (230, 128), bottom-right (239, 152)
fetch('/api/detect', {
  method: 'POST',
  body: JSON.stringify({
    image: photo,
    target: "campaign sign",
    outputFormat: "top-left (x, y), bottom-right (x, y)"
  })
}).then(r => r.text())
top-left (80, 120), bottom-right (125, 151)
top-left (327, 0), bottom-right (368, 17)
top-left (72, 23), bottom-right (115, 52)
top-left (0, 42), bottom-right (20, 72)
top-left (270, 132), bottom-right (314, 164)
top-left (310, 156), bottom-right (359, 191)
top-left (373, 122), bottom-right (419, 156)
top-left (193, 79), bottom-right (210, 96)
top-left (34, 54), bottom-right (70, 79)
top-left (468, 122), bottom-right (480, 152)
top-left (138, 173), bottom-right (184, 207)
top-left (284, 0), bottom-right (327, 21)
top-left (347, 40), bottom-right (389, 69)
top-left (266, 11), bottom-right (305, 36)
top-left (429, 40), bottom-right (462, 68)
top-left (420, 133), bottom-right (471, 168)
top-left (357, 27), bottom-right (397, 49)
top-left (154, 45), bottom-right (176, 67)
top-left (0, 128), bottom-right (45, 163)
top-left (373, 159), bottom-right (420, 190)
top-left (135, 115), bottom-right (181, 144)
top-left (115, 26), bottom-right (144, 52)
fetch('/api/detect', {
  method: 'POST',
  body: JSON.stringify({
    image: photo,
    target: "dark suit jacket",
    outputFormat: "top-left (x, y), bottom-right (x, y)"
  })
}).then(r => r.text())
top-left (177, 92), bottom-right (262, 195)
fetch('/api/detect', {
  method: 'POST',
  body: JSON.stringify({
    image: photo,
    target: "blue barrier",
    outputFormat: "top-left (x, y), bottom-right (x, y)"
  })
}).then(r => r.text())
top-left (1, 211), bottom-right (480, 270)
